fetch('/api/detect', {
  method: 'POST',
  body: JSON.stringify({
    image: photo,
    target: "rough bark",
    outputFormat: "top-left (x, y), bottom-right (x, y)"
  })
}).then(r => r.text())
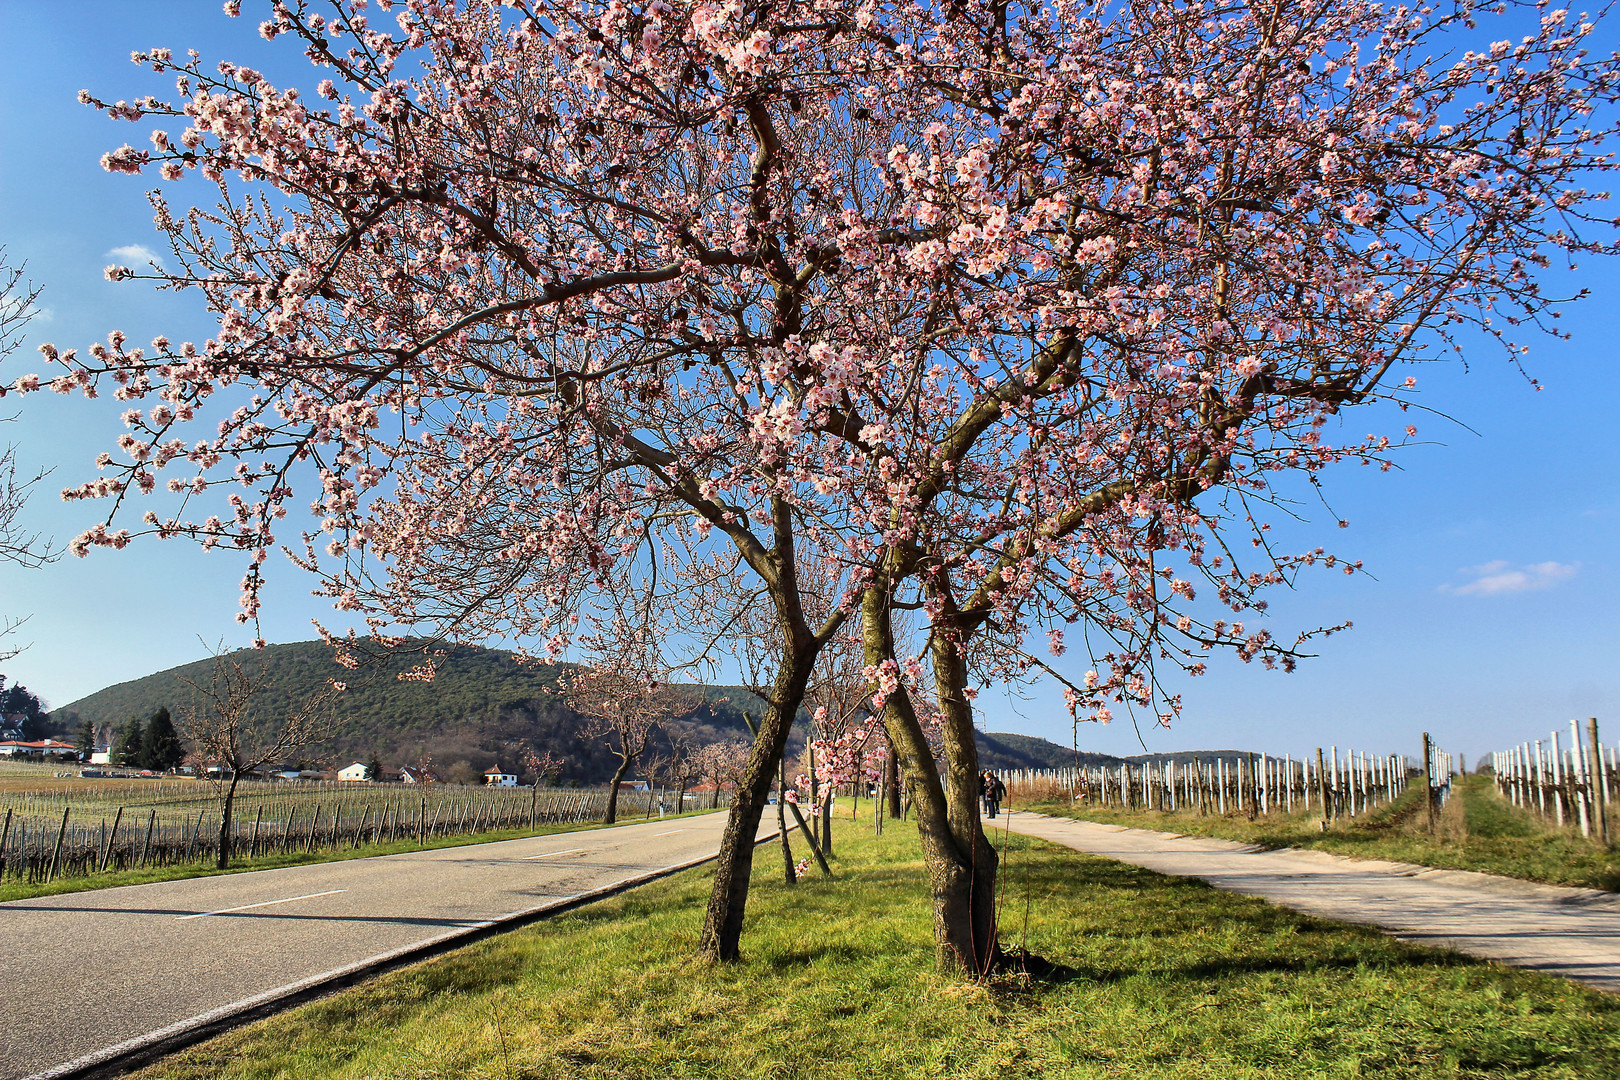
top-left (604, 755), bottom-right (631, 824)
top-left (778, 752), bottom-right (796, 885)
top-left (215, 775), bottom-right (239, 870)
top-left (695, 643), bottom-right (815, 961)
top-left (885, 730), bottom-right (903, 819)
top-left (863, 588), bottom-right (999, 975)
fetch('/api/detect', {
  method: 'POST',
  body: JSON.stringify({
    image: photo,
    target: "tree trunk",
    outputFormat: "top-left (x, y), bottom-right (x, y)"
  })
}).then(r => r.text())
top-left (886, 733), bottom-right (902, 819)
top-left (863, 588), bottom-right (998, 976)
top-left (778, 752), bottom-right (796, 885)
top-left (696, 641), bottom-right (815, 962)
top-left (216, 775), bottom-right (240, 870)
top-left (605, 756), bottom-right (631, 824)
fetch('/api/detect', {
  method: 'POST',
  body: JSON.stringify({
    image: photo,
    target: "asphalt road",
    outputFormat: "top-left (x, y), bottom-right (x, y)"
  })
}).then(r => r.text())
top-left (1000, 810), bottom-right (1620, 993)
top-left (0, 810), bottom-right (757, 1079)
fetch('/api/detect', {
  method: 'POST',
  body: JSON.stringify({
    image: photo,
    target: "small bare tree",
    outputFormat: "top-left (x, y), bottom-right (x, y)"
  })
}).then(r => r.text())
top-left (180, 650), bottom-right (338, 868)
top-left (0, 251), bottom-right (55, 661)
top-left (648, 733), bottom-right (703, 816)
top-left (520, 746), bottom-right (568, 828)
top-left (567, 664), bottom-right (700, 825)
top-left (696, 741), bottom-right (753, 811)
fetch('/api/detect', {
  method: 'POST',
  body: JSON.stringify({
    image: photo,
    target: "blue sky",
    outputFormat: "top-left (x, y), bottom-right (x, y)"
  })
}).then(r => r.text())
top-left (0, 1), bottom-right (1616, 766)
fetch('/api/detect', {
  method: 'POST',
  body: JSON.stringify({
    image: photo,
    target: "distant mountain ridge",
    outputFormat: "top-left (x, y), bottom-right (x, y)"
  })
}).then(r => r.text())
top-left (59, 640), bottom-right (1083, 781)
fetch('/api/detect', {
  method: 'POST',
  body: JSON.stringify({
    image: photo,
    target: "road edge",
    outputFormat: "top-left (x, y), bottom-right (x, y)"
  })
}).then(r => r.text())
top-left (24, 829), bottom-right (780, 1080)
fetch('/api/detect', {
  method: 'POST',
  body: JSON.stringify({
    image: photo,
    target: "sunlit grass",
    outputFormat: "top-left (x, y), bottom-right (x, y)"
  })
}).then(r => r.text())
top-left (135, 817), bottom-right (1618, 1080)
top-left (1016, 774), bottom-right (1620, 892)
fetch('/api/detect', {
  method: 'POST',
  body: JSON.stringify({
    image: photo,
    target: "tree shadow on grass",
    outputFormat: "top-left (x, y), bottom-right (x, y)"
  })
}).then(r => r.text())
top-left (763, 943), bottom-right (875, 969)
top-left (1070, 946), bottom-right (1474, 986)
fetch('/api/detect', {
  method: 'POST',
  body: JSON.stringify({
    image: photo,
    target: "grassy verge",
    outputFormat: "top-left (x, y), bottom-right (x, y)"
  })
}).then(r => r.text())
top-left (0, 809), bottom-right (715, 904)
top-left (1015, 774), bottom-right (1620, 892)
top-left (135, 818), bottom-right (1616, 1080)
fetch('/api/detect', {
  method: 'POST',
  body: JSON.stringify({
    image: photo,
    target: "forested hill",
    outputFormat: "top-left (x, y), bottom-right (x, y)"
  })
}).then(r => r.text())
top-left (59, 640), bottom-right (764, 782)
top-left (977, 732), bottom-right (1123, 771)
top-left (58, 639), bottom-right (1086, 781)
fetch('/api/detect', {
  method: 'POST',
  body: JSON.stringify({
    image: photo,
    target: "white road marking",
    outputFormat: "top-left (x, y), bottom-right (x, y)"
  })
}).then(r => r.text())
top-left (177, 889), bottom-right (347, 921)
top-left (651, 829), bottom-right (684, 836)
top-left (521, 847), bottom-right (587, 861)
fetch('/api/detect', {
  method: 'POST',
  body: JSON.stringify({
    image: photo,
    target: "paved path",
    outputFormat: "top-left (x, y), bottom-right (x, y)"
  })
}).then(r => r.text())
top-left (0, 812), bottom-right (757, 1079)
top-left (999, 810), bottom-right (1620, 993)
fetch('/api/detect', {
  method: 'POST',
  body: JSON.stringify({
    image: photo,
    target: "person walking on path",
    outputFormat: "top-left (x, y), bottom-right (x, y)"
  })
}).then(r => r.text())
top-left (984, 772), bottom-right (1006, 819)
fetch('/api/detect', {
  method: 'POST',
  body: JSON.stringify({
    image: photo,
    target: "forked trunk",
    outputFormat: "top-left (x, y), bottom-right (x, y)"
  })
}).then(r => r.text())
top-left (863, 588), bottom-right (999, 975)
top-left (696, 643), bottom-right (814, 962)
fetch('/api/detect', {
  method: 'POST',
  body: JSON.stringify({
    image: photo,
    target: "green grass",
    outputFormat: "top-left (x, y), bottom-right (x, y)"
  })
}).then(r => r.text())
top-left (1016, 775), bottom-right (1620, 892)
top-left (0, 809), bottom-right (714, 904)
top-left (134, 817), bottom-right (1618, 1080)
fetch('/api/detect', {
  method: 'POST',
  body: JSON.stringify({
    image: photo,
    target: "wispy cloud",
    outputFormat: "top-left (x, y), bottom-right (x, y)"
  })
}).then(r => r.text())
top-left (106, 244), bottom-right (164, 270)
top-left (1441, 560), bottom-right (1579, 597)
top-left (0, 296), bottom-right (50, 325)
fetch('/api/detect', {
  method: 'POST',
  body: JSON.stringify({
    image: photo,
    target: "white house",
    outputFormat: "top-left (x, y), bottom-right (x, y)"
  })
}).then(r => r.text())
top-left (484, 766), bottom-right (518, 787)
top-left (337, 762), bottom-right (371, 782)
top-left (0, 739), bottom-right (80, 757)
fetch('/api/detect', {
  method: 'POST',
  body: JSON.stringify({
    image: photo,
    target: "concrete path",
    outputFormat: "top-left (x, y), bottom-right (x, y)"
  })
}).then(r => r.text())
top-left (0, 811), bottom-right (758, 1079)
top-left (999, 810), bottom-right (1620, 994)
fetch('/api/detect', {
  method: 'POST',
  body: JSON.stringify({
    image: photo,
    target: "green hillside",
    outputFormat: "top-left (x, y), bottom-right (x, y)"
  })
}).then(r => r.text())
top-left (57, 640), bottom-right (1086, 783)
top-left (58, 640), bottom-right (761, 783)
top-left (977, 731), bottom-right (1123, 771)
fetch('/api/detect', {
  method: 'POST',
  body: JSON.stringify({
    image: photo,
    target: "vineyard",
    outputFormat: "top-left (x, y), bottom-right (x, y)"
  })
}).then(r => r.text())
top-left (1491, 718), bottom-right (1617, 842)
top-left (1001, 741), bottom-right (1456, 824)
top-left (0, 770), bottom-right (708, 885)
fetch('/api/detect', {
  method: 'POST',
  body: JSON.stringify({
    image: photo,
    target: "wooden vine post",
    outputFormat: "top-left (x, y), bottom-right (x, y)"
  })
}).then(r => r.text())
top-left (1422, 732), bottom-right (1437, 836)
top-left (100, 807), bottom-right (123, 873)
top-left (1590, 718), bottom-right (1610, 848)
top-left (1315, 748), bottom-right (1329, 830)
top-left (47, 808), bottom-right (70, 883)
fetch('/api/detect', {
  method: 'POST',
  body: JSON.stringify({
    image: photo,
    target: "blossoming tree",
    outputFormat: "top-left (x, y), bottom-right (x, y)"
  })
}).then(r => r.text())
top-left (16, 0), bottom-right (1617, 972)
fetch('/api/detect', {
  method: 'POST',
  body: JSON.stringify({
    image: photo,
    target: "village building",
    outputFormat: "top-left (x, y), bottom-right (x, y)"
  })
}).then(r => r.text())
top-left (337, 762), bottom-right (371, 782)
top-left (0, 739), bottom-right (80, 758)
top-left (484, 766), bottom-right (517, 787)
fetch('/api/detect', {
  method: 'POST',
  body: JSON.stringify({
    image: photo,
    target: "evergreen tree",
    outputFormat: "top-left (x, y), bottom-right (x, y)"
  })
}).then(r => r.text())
top-left (365, 753), bottom-right (385, 782)
top-left (1, 682), bottom-right (50, 739)
top-left (74, 717), bottom-right (95, 761)
top-left (140, 707), bottom-right (184, 771)
top-left (112, 718), bottom-right (144, 767)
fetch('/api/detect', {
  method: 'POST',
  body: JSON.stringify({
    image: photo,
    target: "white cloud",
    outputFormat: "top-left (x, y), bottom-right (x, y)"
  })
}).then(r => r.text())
top-left (106, 244), bottom-right (164, 270)
top-left (0, 296), bottom-right (49, 325)
top-left (1442, 560), bottom-right (1579, 597)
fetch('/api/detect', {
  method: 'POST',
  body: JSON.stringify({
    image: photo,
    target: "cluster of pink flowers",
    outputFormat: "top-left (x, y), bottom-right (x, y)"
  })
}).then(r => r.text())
top-left (8, 0), bottom-right (1610, 742)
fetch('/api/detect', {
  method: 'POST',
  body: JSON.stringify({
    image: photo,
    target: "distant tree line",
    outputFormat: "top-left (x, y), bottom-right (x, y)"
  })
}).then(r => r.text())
top-left (0, 675), bottom-right (53, 740)
top-left (104, 707), bottom-right (185, 771)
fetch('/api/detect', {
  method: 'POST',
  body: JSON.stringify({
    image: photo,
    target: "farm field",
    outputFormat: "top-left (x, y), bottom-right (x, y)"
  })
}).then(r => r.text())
top-left (130, 818), bottom-right (1619, 1080)
top-left (1013, 774), bottom-right (1620, 892)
